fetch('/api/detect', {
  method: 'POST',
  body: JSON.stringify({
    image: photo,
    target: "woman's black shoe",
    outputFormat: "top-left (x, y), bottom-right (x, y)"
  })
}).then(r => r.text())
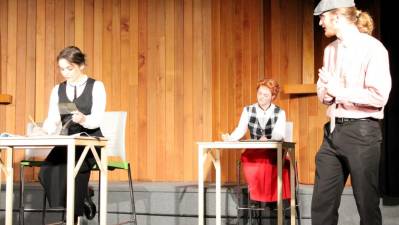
top-left (83, 187), bottom-right (97, 220)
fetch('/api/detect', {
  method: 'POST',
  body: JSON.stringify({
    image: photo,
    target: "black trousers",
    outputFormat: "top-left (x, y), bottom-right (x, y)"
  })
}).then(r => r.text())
top-left (38, 146), bottom-right (98, 217)
top-left (311, 120), bottom-right (382, 225)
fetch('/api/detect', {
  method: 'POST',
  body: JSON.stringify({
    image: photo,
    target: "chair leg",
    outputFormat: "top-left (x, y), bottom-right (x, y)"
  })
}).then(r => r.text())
top-left (96, 165), bottom-right (137, 225)
top-left (127, 164), bottom-right (137, 225)
top-left (42, 192), bottom-right (47, 225)
top-left (62, 211), bottom-right (66, 223)
top-left (19, 164), bottom-right (57, 225)
top-left (248, 208), bottom-right (253, 225)
top-left (19, 164), bottom-right (25, 225)
top-left (236, 160), bottom-right (241, 225)
top-left (256, 204), bottom-right (262, 225)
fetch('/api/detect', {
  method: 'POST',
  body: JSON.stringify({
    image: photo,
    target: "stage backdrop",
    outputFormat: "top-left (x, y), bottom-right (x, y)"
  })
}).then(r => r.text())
top-left (0, 0), bottom-right (380, 184)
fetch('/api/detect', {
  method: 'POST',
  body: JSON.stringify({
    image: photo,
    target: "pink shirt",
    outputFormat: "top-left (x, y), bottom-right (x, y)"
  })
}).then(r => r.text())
top-left (317, 31), bottom-right (392, 119)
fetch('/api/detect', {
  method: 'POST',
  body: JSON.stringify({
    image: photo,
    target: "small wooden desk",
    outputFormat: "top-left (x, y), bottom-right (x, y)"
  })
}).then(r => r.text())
top-left (197, 141), bottom-right (296, 225)
top-left (0, 136), bottom-right (108, 225)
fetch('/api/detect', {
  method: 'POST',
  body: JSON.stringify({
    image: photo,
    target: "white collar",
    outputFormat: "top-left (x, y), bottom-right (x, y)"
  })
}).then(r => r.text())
top-left (67, 75), bottom-right (88, 87)
top-left (256, 103), bottom-right (274, 113)
top-left (338, 26), bottom-right (361, 48)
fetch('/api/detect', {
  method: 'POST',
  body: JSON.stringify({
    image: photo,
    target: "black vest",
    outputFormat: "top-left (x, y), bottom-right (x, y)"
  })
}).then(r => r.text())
top-left (58, 78), bottom-right (103, 137)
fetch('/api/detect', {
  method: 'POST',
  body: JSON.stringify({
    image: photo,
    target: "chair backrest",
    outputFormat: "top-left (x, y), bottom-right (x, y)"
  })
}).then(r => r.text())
top-left (100, 111), bottom-right (127, 161)
top-left (25, 122), bottom-right (52, 159)
top-left (284, 121), bottom-right (293, 142)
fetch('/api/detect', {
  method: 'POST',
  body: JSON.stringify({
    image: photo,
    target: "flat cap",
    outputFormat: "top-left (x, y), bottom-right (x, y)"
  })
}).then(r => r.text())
top-left (314, 0), bottom-right (355, 15)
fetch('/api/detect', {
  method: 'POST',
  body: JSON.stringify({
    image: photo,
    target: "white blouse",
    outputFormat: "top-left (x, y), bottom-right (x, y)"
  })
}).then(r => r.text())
top-left (43, 75), bottom-right (106, 134)
top-left (228, 103), bottom-right (286, 141)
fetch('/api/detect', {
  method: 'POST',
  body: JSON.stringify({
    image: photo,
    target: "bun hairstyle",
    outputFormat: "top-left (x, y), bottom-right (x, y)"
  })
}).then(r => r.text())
top-left (334, 7), bottom-right (374, 35)
top-left (256, 78), bottom-right (280, 100)
top-left (57, 46), bottom-right (86, 66)
top-left (355, 10), bottom-right (374, 35)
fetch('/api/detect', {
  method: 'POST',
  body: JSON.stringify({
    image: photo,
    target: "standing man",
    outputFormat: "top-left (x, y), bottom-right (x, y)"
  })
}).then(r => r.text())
top-left (311, 1), bottom-right (391, 225)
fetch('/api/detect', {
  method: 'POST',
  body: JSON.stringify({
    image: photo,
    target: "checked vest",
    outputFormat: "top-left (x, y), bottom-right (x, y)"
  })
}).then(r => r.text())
top-left (246, 104), bottom-right (281, 140)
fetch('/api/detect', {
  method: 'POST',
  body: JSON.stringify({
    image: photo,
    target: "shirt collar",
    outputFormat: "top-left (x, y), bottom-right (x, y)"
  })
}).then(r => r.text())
top-left (67, 75), bottom-right (88, 87)
top-left (256, 103), bottom-right (274, 113)
top-left (338, 28), bottom-right (362, 48)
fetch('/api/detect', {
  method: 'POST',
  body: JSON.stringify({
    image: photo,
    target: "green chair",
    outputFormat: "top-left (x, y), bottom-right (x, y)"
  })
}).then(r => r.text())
top-left (94, 111), bottom-right (137, 225)
top-left (19, 112), bottom-right (137, 225)
top-left (19, 122), bottom-right (63, 225)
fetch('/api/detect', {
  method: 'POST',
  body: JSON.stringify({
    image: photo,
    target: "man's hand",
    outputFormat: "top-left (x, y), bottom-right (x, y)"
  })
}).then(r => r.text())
top-left (318, 67), bottom-right (343, 98)
top-left (326, 76), bottom-right (342, 97)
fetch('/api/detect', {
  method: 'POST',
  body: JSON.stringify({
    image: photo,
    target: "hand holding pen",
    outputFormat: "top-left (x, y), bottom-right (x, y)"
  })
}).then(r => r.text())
top-left (28, 115), bottom-right (47, 136)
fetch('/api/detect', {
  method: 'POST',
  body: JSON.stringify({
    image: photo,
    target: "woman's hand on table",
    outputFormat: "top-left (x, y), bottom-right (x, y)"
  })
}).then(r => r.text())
top-left (221, 133), bottom-right (231, 141)
top-left (29, 126), bottom-right (48, 136)
top-left (259, 136), bottom-right (268, 141)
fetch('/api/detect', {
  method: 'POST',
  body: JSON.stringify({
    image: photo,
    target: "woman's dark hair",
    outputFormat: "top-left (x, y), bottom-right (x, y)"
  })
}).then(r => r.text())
top-left (56, 46), bottom-right (86, 66)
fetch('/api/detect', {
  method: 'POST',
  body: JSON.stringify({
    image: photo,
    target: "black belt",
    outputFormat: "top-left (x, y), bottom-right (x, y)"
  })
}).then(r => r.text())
top-left (335, 117), bottom-right (379, 124)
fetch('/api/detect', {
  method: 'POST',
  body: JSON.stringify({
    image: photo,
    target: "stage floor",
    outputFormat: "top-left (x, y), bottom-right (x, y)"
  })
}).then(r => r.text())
top-left (1, 182), bottom-right (398, 225)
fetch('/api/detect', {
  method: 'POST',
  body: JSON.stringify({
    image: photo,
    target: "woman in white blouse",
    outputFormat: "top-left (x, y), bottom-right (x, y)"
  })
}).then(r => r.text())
top-left (222, 78), bottom-right (291, 202)
top-left (39, 46), bottom-right (106, 223)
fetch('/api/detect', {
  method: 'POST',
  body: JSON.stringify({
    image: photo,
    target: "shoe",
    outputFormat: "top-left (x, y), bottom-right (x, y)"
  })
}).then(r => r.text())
top-left (46, 215), bottom-right (79, 225)
top-left (83, 187), bottom-right (97, 220)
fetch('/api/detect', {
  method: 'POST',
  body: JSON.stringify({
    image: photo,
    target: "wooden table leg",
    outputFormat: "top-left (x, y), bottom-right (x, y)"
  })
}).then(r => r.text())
top-left (100, 146), bottom-right (108, 225)
top-left (66, 144), bottom-right (76, 225)
top-left (215, 150), bottom-right (221, 225)
top-left (290, 149), bottom-right (296, 225)
top-left (198, 146), bottom-right (205, 225)
top-left (5, 147), bottom-right (13, 225)
top-left (277, 145), bottom-right (283, 225)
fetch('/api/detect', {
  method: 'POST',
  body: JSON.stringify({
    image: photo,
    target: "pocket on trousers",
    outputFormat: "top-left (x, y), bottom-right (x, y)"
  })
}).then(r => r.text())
top-left (357, 121), bottom-right (382, 142)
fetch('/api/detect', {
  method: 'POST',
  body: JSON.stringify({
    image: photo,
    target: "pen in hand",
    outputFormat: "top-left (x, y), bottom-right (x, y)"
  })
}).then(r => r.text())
top-left (28, 115), bottom-right (47, 136)
top-left (28, 115), bottom-right (38, 127)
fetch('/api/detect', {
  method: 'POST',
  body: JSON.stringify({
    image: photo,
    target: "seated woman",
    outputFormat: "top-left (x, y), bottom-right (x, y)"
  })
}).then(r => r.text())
top-left (39, 46), bottom-right (106, 223)
top-left (222, 78), bottom-right (290, 202)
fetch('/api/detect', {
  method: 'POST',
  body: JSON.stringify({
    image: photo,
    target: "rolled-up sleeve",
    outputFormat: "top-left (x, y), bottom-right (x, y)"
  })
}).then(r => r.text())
top-left (80, 81), bottom-right (107, 129)
top-left (229, 108), bottom-right (249, 141)
top-left (43, 85), bottom-right (62, 134)
top-left (335, 45), bottom-right (391, 108)
top-left (317, 46), bottom-right (336, 105)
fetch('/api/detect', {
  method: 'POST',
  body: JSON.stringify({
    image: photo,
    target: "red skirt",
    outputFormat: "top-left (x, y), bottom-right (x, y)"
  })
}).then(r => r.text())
top-left (241, 149), bottom-right (291, 202)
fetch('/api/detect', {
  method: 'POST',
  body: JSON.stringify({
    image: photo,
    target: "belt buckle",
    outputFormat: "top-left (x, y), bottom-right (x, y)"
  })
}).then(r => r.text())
top-left (335, 117), bottom-right (344, 124)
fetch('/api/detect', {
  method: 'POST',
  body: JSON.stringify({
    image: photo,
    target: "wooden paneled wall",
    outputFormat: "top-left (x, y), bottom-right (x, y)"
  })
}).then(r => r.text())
top-left (1, 0), bottom-right (213, 182)
top-left (210, 0), bottom-right (329, 184)
top-left (0, 0), bottom-right (381, 184)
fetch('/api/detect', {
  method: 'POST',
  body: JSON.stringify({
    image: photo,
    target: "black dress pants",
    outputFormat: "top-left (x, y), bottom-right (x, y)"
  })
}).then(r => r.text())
top-left (311, 120), bottom-right (382, 225)
top-left (39, 146), bottom-right (97, 217)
